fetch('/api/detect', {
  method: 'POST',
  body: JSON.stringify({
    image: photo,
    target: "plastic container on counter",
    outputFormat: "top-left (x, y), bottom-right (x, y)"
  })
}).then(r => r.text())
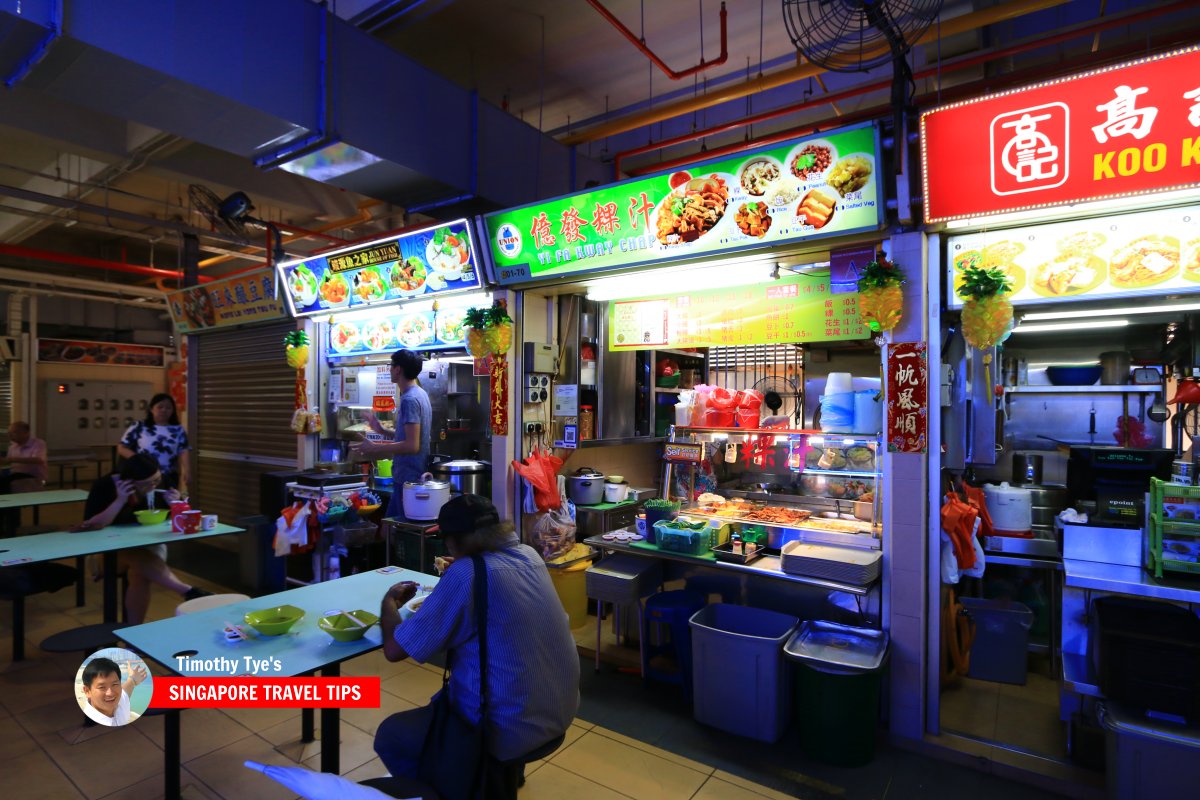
top-left (690, 604), bottom-right (799, 742)
top-left (784, 620), bottom-right (889, 767)
top-left (579, 405), bottom-right (595, 441)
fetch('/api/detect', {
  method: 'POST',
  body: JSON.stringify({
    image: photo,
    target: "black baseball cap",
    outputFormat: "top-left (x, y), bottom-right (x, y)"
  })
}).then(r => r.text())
top-left (437, 494), bottom-right (501, 536)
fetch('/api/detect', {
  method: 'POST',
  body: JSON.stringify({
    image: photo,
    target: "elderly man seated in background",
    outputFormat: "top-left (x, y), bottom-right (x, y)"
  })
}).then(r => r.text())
top-left (0, 421), bottom-right (48, 534)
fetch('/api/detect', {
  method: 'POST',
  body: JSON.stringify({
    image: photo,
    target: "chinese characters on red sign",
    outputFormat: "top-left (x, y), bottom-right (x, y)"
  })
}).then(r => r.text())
top-left (886, 342), bottom-right (927, 454)
top-left (922, 46), bottom-right (1200, 222)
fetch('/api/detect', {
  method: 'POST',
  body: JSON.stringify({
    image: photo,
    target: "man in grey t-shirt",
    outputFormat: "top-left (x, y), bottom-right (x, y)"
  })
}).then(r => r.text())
top-left (352, 349), bottom-right (432, 519)
top-left (374, 494), bottom-right (580, 779)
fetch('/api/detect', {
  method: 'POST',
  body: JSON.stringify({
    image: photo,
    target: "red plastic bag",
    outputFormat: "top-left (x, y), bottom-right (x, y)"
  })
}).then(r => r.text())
top-left (708, 387), bottom-right (736, 410)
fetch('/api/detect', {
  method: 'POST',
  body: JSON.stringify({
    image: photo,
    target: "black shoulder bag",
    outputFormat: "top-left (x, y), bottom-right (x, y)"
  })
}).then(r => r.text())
top-left (418, 553), bottom-right (491, 800)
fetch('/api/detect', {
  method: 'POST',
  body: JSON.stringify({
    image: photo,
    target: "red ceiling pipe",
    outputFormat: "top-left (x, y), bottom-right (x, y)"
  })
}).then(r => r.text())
top-left (629, 29), bottom-right (1200, 177)
top-left (617, 0), bottom-right (1195, 175)
top-left (0, 243), bottom-right (213, 283)
top-left (586, 0), bottom-right (727, 81)
top-left (219, 219), bottom-right (444, 279)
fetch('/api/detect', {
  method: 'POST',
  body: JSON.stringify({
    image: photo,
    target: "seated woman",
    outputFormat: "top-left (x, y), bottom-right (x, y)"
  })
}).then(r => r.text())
top-left (71, 453), bottom-right (209, 623)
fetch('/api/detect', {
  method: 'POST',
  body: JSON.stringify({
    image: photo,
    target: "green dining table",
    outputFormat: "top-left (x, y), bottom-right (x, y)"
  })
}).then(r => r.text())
top-left (116, 566), bottom-right (437, 800)
top-left (0, 521), bottom-right (245, 660)
top-left (0, 488), bottom-right (88, 509)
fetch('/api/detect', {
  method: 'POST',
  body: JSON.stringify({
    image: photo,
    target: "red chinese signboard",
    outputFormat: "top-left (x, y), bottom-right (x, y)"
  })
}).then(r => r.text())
top-left (921, 46), bottom-right (1200, 223)
top-left (886, 342), bottom-right (927, 454)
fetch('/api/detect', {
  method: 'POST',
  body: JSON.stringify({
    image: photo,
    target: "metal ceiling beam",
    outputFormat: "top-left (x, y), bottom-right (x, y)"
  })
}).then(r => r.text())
top-left (0, 265), bottom-right (165, 299)
top-left (560, 0), bottom-right (1075, 145)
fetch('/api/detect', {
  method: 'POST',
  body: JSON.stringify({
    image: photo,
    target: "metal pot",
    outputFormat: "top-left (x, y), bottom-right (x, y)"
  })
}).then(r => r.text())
top-left (402, 475), bottom-right (451, 521)
top-left (430, 459), bottom-right (491, 496)
top-left (567, 467), bottom-right (605, 506)
top-left (1099, 351), bottom-right (1131, 385)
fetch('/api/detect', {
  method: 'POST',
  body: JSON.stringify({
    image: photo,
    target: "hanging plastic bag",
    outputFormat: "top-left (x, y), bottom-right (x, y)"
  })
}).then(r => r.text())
top-left (940, 531), bottom-right (961, 585)
top-left (531, 506), bottom-right (577, 561)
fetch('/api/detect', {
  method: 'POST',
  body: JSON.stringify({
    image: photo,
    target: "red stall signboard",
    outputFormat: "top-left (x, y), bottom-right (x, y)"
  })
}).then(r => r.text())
top-left (921, 46), bottom-right (1200, 223)
top-left (886, 342), bottom-right (927, 454)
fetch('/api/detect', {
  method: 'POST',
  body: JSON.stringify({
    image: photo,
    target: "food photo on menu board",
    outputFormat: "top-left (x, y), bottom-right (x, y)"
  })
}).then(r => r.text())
top-left (328, 307), bottom-right (473, 357)
top-left (281, 221), bottom-right (480, 317)
top-left (947, 205), bottom-right (1200, 307)
top-left (485, 123), bottom-right (882, 284)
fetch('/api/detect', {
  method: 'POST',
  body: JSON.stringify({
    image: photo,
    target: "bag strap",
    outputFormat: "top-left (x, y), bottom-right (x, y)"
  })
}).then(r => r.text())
top-left (472, 553), bottom-right (489, 717)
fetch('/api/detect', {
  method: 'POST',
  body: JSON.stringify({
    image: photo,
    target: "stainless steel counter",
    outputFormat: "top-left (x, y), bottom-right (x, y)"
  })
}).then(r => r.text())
top-left (1063, 559), bottom-right (1200, 604)
top-left (583, 534), bottom-right (876, 596)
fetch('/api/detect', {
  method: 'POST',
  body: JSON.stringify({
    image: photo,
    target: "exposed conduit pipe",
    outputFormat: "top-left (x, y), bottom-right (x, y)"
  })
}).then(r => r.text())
top-left (0, 244), bottom-right (213, 283)
top-left (616, 0), bottom-right (1195, 175)
top-left (0, 266), bottom-right (165, 299)
top-left (585, 0), bottom-right (728, 81)
top-left (562, 0), bottom-right (1074, 145)
top-left (626, 29), bottom-right (1200, 177)
top-left (5, 285), bottom-right (167, 309)
top-left (197, 199), bottom-right (380, 268)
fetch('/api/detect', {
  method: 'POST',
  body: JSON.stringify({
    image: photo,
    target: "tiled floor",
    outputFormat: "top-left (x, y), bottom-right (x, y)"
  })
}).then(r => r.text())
top-left (3, 505), bottom-right (1077, 799)
top-left (940, 673), bottom-right (1069, 761)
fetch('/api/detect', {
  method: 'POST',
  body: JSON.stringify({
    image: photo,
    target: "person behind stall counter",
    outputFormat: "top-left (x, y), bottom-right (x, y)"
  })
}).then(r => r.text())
top-left (81, 656), bottom-right (146, 726)
top-left (373, 493), bottom-right (580, 778)
top-left (71, 452), bottom-right (210, 623)
top-left (350, 348), bottom-right (431, 520)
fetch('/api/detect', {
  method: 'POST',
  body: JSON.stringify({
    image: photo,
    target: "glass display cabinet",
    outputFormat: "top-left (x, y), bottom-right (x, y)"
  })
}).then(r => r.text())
top-left (662, 425), bottom-right (882, 555)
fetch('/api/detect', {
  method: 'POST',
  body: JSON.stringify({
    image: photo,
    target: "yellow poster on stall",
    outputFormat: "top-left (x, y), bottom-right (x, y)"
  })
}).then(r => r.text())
top-left (608, 273), bottom-right (868, 350)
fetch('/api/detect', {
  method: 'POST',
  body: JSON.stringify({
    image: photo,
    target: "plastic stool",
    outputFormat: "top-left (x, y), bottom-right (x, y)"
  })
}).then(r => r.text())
top-left (175, 593), bottom-right (250, 616)
top-left (641, 590), bottom-right (707, 698)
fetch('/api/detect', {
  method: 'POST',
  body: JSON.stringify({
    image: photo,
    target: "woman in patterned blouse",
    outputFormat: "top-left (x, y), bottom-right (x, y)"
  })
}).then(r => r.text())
top-left (117, 393), bottom-right (190, 493)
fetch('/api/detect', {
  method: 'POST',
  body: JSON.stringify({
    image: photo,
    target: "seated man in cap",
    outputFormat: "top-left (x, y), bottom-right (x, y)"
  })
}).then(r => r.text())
top-left (375, 493), bottom-right (580, 781)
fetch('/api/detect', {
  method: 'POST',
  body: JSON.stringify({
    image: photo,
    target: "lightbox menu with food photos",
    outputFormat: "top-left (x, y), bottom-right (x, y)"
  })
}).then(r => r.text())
top-left (278, 219), bottom-right (481, 318)
top-left (946, 204), bottom-right (1200, 308)
top-left (485, 122), bottom-right (884, 286)
top-left (326, 306), bottom-right (481, 358)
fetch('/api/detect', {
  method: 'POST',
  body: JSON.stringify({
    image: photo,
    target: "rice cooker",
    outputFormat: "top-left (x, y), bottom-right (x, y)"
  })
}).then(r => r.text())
top-left (402, 475), bottom-right (452, 521)
top-left (567, 467), bottom-right (606, 506)
top-left (983, 482), bottom-right (1033, 537)
top-left (429, 459), bottom-right (491, 496)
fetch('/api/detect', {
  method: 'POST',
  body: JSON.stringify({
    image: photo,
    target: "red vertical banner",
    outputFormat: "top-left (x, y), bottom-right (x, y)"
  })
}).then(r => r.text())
top-left (490, 355), bottom-right (509, 436)
top-left (886, 342), bottom-right (928, 454)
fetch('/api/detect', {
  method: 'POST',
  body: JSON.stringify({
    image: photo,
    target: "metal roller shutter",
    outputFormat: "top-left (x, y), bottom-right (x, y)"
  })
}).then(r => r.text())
top-left (194, 321), bottom-right (298, 522)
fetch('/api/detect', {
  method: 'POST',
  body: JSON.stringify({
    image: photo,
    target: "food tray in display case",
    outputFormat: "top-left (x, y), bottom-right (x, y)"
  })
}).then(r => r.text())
top-left (662, 426), bottom-right (882, 551)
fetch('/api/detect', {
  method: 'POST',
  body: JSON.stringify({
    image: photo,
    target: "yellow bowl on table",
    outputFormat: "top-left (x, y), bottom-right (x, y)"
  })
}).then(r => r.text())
top-left (318, 609), bottom-right (379, 642)
top-left (134, 509), bottom-right (169, 525)
top-left (243, 605), bottom-right (304, 636)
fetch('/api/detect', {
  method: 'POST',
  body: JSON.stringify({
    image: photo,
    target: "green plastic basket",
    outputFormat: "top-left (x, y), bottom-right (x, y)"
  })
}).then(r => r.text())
top-left (1147, 479), bottom-right (1200, 577)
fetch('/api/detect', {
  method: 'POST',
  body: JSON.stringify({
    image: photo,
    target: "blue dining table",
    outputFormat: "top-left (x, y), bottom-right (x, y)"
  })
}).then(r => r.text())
top-left (0, 488), bottom-right (88, 509)
top-left (0, 521), bottom-right (245, 660)
top-left (116, 566), bottom-right (437, 800)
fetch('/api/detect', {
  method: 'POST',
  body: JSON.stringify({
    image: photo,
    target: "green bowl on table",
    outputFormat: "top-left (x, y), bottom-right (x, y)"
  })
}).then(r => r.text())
top-left (318, 609), bottom-right (379, 642)
top-left (244, 605), bottom-right (305, 636)
top-left (134, 509), bottom-right (169, 525)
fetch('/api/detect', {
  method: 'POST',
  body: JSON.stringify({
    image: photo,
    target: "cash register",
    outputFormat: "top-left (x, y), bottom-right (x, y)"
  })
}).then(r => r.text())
top-left (1067, 446), bottom-right (1174, 527)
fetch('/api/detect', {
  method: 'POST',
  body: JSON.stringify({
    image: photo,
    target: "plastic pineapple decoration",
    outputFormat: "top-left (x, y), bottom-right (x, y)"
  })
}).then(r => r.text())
top-left (483, 302), bottom-right (514, 356)
top-left (959, 265), bottom-right (1015, 390)
top-left (284, 330), bottom-right (310, 369)
top-left (463, 307), bottom-right (490, 359)
top-left (856, 256), bottom-right (905, 335)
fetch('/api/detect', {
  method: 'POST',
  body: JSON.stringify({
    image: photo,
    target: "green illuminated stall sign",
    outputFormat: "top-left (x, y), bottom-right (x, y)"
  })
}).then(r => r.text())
top-left (608, 273), bottom-right (869, 351)
top-left (485, 123), bottom-right (882, 285)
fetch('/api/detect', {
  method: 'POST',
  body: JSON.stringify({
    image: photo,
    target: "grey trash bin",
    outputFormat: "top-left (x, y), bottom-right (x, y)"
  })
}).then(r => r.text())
top-left (1098, 701), bottom-right (1200, 800)
top-left (960, 597), bottom-right (1034, 685)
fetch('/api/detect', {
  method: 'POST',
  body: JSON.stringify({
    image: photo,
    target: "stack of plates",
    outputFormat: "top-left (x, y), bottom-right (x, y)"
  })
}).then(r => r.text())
top-left (584, 554), bottom-right (663, 604)
top-left (780, 541), bottom-right (882, 586)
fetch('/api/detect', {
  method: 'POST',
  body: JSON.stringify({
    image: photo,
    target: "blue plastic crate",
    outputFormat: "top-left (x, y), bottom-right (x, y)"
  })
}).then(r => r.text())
top-left (690, 604), bottom-right (799, 742)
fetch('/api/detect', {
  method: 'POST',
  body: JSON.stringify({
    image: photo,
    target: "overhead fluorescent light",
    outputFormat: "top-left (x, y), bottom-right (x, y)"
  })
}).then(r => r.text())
top-left (1021, 302), bottom-right (1200, 322)
top-left (1011, 320), bottom-right (1129, 334)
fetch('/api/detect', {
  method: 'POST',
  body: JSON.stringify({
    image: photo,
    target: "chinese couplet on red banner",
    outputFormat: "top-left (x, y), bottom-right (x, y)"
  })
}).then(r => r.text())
top-left (887, 342), bottom-right (928, 453)
top-left (490, 355), bottom-right (509, 436)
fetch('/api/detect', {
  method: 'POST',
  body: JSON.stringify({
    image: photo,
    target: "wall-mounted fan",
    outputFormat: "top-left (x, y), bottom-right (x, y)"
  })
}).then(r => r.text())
top-left (189, 184), bottom-right (269, 244)
top-left (752, 375), bottom-right (804, 427)
top-left (782, 0), bottom-right (943, 74)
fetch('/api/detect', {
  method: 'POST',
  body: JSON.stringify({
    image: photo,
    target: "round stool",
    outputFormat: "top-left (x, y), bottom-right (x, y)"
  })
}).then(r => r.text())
top-left (640, 589), bottom-right (707, 699)
top-left (175, 593), bottom-right (250, 616)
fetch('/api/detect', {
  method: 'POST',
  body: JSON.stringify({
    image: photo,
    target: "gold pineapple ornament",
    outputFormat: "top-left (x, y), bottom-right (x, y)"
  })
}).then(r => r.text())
top-left (463, 307), bottom-right (490, 359)
top-left (284, 330), bottom-right (310, 369)
top-left (959, 266), bottom-right (1015, 389)
top-left (856, 256), bottom-right (905, 334)
top-left (483, 303), bottom-right (514, 356)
